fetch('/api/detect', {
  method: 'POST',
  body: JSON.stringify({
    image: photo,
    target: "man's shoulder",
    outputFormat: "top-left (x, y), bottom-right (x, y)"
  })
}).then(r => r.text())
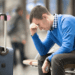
top-left (57, 14), bottom-right (75, 25)
top-left (58, 14), bottom-right (74, 20)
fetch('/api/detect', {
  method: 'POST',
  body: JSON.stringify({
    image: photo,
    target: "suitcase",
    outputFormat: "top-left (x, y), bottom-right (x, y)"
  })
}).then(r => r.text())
top-left (0, 14), bottom-right (13, 75)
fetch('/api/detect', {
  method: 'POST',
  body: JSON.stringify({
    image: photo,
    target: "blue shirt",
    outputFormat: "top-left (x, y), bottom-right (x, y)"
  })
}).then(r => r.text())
top-left (31, 14), bottom-right (75, 62)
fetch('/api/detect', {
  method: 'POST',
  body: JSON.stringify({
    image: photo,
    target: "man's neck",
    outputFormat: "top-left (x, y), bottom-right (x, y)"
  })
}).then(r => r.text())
top-left (50, 14), bottom-right (54, 27)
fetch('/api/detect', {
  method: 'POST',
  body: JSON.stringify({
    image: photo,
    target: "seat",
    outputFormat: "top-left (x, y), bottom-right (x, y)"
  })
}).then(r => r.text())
top-left (23, 53), bottom-right (75, 74)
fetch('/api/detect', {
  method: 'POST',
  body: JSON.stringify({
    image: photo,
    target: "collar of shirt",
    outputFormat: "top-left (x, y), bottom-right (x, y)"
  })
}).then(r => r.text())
top-left (50, 14), bottom-right (58, 31)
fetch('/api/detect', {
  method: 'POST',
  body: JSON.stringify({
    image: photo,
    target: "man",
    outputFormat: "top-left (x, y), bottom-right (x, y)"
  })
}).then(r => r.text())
top-left (29, 5), bottom-right (75, 75)
top-left (8, 7), bottom-right (26, 67)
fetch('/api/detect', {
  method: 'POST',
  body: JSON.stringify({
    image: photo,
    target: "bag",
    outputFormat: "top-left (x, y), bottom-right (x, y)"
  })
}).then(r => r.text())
top-left (0, 14), bottom-right (13, 75)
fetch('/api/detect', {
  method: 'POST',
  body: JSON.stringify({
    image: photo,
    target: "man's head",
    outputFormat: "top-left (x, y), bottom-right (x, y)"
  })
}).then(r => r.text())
top-left (29, 5), bottom-right (54, 30)
top-left (16, 7), bottom-right (23, 16)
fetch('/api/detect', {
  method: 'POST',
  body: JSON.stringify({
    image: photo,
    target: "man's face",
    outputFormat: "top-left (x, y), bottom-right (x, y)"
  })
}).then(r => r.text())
top-left (32, 14), bottom-right (53, 30)
top-left (18, 10), bottom-right (23, 16)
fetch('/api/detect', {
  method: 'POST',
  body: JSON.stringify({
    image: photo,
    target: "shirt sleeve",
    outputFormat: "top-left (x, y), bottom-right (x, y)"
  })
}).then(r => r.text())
top-left (31, 31), bottom-right (55, 56)
top-left (48, 19), bottom-right (75, 62)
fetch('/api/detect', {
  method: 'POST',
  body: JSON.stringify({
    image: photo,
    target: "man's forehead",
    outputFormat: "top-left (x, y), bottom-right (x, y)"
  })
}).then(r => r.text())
top-left (32, 18), bottom-right (38, 23)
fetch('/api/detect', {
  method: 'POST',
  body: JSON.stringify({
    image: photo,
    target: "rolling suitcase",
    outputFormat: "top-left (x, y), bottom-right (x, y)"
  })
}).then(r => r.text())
top-left (0, 14), bottom-right (13, 75)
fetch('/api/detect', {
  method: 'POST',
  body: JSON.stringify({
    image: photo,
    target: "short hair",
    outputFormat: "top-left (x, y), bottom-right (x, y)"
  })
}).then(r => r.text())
top-left (16, 7), bottom-right (22, 13)
top-left (29, 5), bottom-right (50, 23)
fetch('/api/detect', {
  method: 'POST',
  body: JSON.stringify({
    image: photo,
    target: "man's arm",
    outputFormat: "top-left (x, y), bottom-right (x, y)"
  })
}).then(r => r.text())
top-left (30, 23), bottom-right (55, 56)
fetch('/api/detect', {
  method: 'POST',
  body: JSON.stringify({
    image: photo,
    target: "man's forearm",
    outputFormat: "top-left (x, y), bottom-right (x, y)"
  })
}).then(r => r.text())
top-left (48, 46), bottom-right (72, 62)
top-left (31, 33), bottom-right (47, 55)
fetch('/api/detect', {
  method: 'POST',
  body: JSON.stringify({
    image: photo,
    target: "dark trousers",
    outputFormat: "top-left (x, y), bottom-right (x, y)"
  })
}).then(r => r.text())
top-left (11, 42), bottom-right (25, 66)
top-left (38, 51), bottom-right (75, 75)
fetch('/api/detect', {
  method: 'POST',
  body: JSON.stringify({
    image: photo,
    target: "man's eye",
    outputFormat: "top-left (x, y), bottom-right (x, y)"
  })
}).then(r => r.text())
top-left (37, 24), bottom-right (39, 26)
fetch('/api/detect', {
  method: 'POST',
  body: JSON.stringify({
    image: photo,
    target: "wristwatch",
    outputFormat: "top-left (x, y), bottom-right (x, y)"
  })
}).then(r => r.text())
top-left (46, 58), bottom-right (50, 63)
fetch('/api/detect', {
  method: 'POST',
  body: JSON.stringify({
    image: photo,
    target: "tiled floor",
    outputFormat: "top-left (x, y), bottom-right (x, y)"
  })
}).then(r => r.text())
top-left (13, 64), bottom-right (38, 75)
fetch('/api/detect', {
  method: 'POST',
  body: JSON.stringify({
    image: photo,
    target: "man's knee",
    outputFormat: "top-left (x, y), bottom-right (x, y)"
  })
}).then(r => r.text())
top-left (38, 53), bottom-right (52, 61)
top-left (38, 54), bottom-right (48, 67)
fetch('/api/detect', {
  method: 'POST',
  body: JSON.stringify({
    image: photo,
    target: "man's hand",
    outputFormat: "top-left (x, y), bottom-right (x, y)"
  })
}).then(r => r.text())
top-left (30, 23), bottom-right (38, 36)
top-left (42, 60), bottom-right (50, 73)
top-left (22, 40), bottom-right (26, 44)
top-left (13, 38), bottom-right (16, 41)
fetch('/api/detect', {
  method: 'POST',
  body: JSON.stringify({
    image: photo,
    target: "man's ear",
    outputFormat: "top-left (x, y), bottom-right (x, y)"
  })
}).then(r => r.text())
top-left (42, 13), bottom-right (47, 19)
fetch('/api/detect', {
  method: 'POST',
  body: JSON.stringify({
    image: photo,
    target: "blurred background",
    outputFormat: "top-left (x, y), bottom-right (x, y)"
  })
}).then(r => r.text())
top-left (0, 0), bottom-right (75, 75)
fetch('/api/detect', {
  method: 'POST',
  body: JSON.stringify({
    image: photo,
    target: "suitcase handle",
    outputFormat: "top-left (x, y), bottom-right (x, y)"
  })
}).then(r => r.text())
top-left (0, 47), bottom-right (9, 55)
top-left (0, 14), bottom-right (7, 21)
top-left (0, 14), bottom-right (7, 53)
